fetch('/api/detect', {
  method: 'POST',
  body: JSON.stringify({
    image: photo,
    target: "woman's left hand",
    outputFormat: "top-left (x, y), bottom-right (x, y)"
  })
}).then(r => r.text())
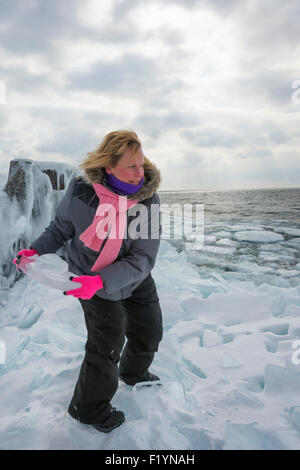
top-left (63, 274), bottom-right (103, 299)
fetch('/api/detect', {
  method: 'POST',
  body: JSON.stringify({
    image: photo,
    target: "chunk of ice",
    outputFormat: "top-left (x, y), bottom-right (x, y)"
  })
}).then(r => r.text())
top-left (234, 231), bottom-right (284, 243)
top-left (19, 254), bottom-right (82, 291)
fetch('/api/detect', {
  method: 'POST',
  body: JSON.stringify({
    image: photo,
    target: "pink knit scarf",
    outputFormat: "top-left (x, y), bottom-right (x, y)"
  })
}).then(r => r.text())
top-left (79, 183), bottom-right (138, 271)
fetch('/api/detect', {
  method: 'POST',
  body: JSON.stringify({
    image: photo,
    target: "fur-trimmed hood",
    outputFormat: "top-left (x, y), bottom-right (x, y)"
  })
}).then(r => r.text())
top-left (81, 161), bottom-right (162, 202)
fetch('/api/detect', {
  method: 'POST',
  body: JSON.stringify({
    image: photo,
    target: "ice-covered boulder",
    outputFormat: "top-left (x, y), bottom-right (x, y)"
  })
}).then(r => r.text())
top-left (0, 158), bottom-right (80, 289)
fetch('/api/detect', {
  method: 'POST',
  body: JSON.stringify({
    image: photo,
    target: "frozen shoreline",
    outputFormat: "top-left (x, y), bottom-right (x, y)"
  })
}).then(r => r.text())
top-left (0, 239), bottom-right (300, 450)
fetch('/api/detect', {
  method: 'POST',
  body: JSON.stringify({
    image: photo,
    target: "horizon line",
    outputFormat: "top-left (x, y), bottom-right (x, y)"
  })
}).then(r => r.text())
top-left (158, 185), bottom-right (300, 193)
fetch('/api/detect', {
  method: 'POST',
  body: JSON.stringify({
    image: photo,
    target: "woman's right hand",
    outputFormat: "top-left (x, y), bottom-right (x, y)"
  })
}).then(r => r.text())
top-left (13, 249), bottom-right (39, 271)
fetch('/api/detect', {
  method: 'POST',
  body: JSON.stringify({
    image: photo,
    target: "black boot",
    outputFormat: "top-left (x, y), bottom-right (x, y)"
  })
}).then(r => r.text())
top-left (68, 403), bottom-right (125, 433)
top-left (119, 371), bottom-right (160, 386)
top-left (92, 408), bottom-right (125, 433)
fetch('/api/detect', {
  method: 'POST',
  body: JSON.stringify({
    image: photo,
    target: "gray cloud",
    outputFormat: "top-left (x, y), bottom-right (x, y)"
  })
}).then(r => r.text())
top-left (133, 110), bottom-right (200, 139)
top-left (266, 125), bottom-right (290, 146)
top-left (181, 128), bottom-right (243, 149)
top-left (32, 107), bottom-right (112, 158)
top-left (0, 0), bottom-right (83, 54)
top-left (37, 128), bottom-right (96, 160)
top-left (237, 148), bottom-right (274, 160)
top-left (180, 117), bottom-right (292, 157)
top-left (111, 0), bottom-right (144, 22)
top-left (230, 72), bottom-right (298, 108)
top-left (0, 65), bottom-right (52, 95)
top-left (156, 0), bottom-right (240, 15)
top-left (69, 54), bottom-right (183, 100)
top-left (237, 0), bottom-right (300, 51)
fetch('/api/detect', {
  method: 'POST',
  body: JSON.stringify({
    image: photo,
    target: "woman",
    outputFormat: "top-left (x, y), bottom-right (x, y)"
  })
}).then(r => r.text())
top-left (13, 130), bottom-right (163, 433)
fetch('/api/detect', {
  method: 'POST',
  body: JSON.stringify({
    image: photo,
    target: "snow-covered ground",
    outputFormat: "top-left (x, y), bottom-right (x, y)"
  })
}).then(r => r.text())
top-left (1, 239), bottom-right (300, 450)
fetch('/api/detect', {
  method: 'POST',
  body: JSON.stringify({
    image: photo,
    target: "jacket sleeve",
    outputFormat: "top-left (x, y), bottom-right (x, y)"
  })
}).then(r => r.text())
top-left (30, 178), bottom-right (76, 255)
top-left (98, 193), bottom-right (161, 295)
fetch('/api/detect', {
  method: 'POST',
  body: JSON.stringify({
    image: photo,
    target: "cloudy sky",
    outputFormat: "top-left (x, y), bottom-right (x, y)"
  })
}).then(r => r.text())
top-left (0, 0), bottom-right (299, 190)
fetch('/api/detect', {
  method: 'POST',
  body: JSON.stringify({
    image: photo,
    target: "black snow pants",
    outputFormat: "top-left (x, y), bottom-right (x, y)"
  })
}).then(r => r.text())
top-left (68, 273), bottom-right (163, 424)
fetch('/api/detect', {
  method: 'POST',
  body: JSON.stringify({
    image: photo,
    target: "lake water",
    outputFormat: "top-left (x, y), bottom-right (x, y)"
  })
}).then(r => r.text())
top-left (158, 187), bottom-right (300, 287)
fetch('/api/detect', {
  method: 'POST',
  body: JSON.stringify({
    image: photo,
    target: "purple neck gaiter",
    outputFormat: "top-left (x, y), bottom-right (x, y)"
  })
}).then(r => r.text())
top-left (105, 172), bottom-right (144, 196)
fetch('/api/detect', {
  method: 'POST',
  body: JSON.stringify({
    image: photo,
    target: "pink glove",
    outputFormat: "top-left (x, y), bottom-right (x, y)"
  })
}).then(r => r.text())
top-left (63, 274), bottom-right (104, 299)
top-left (13, 249), bottom-right (39, 271)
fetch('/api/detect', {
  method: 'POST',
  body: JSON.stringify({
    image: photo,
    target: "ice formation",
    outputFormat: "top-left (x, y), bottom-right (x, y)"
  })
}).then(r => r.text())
top-left (0, 159), bottom-right (79, 289)
top-left (0, 236), bottom-right (299, 449)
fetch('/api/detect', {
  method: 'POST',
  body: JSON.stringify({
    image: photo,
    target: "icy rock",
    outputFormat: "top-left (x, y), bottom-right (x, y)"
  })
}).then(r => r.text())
top-left (281, 238), bottom-right (300, 248)
top-left (32, 323), bottom-right (85, 352)
top-left (201, 245), bottom-right (235, 256)
top-left (4, 159), bottom-right (71, 203)
top-left (258, 252), bottom-right (279, 262)
top-left (234, 231), bottom-right (284, 243)
top-left (154, 333), bottom-right (186, 383)
top-left (288, 407), bottom-right (300, 432)
top-left (18, 304), bottom-right (44, 329)
top-left (228, 225), bottom-right (264, 232)
top-left (234, 260), bottom-right (274, 274)
top-left (204, 235), bottom-right (217, 243)
top-left (223, 422), bottom-right (283, 450)
top-left (216, 238), bottom-right (239, 247)
top-left (274, 228), bottom-right (300, 237)
top-left (283, 304), bottom-right (300, 317)
top-left (202, 329), bottom-right (223, 348)
top-left (0, 335), bottom-right (31, 375)
top-left (260, 244), bottom-right (281, 251)
top-left (222, 352), bottom-right (241, 368)
top-left (29, 367), bottom-right (53, 392)
top-left (1, 158), bottom-right (80, 288)
top-left (277, 269), bottom-right (300, 278)
top-left (158, 292), bottom-right (187, 327)
top-left (264, 364), bottom-right (300, 400)
top-left (131, 381), bottom-right (191, 449)
top-left (213, 231), bottom-right (233, 238)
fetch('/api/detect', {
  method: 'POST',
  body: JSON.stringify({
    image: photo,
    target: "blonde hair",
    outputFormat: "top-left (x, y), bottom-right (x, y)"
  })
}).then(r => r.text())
top-left (78, 129), bottom-right (153, 173)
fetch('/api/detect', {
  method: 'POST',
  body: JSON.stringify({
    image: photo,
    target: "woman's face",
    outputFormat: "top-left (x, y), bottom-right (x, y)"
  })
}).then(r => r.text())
top-left (106, 147), bottom-right (145, 185)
